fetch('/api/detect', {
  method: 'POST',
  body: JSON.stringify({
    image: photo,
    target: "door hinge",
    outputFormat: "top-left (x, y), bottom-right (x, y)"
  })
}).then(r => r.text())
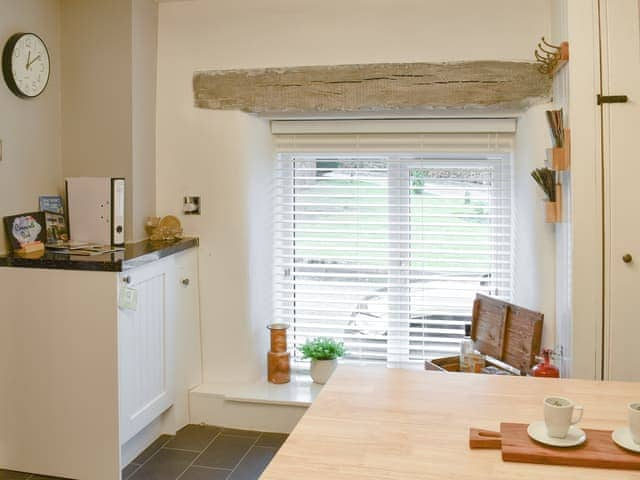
top-left (597, 94), bottom-right (629, 105)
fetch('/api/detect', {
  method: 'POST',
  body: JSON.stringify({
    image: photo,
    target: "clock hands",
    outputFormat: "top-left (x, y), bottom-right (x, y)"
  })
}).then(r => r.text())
top-left (26, 51), bottom-right (31, 70)
top-left (26, 54), bottom-right (41, 70)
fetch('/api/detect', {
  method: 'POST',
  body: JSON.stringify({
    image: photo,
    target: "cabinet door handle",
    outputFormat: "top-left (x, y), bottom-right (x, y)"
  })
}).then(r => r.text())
top-left (122, 275), bottom-right (132, 284)
top-left (181, 278), bottom-right (190, 286)
top-left (623, 253), bottom-right (633, 264)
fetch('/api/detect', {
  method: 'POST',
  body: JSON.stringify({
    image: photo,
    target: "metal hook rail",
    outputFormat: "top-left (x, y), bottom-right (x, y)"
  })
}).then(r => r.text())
top-left (534, 37), bottom-right (569, 76)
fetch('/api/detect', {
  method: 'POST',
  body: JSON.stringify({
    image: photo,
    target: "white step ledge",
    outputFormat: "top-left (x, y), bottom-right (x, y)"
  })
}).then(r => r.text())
top-left (190, 374), bottom-right (322, 408)
top-left (189, 375), bottom-right (321, 433)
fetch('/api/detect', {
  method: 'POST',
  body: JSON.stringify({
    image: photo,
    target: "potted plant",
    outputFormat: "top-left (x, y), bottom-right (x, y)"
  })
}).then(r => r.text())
top-left (301, 337), bottom-right (346, 384)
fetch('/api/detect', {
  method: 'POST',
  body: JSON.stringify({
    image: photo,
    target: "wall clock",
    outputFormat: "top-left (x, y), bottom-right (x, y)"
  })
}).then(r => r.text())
top-left (2, 33), bottom-right (50, 98)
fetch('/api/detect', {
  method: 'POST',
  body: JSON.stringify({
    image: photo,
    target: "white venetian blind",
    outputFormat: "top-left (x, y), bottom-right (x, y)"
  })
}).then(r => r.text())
top-left (272, 119), bottom-right (514, 367)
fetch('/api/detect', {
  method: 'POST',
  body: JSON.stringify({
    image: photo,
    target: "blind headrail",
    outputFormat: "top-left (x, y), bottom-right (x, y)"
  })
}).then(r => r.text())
top-left (271, 118), bottom-right (516, 135)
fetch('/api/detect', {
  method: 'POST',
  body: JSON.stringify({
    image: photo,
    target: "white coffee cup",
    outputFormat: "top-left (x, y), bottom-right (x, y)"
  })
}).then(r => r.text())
top-left (629, 403), bottom-right (640, 444)
top-left (543, 396), bottom-right (584, 438)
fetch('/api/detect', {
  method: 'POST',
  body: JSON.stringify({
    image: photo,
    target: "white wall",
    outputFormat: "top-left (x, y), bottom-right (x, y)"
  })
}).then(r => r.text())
top-left (160, 0), bottom-right (550, 68)
top-left (156, 0), bottom-right (553, 384)
top-left (245, 119), bottom-right (275, 382)
top-left (0, 0), bottom-right (62, 254)
top-left (60, 0), bottom-right (133, 236)
top-left (550, 0), bottom-right (574, 377)
top-left (61, 0), bottom-right (158, 242)
top-left (132, 0), bottom-right (158, 241)
top-left (543, 0), bottom-right (603, 379)
top-left (513, 104), bottom-right (557, 350)
top-left (563, 0), bottom-right (603, 379)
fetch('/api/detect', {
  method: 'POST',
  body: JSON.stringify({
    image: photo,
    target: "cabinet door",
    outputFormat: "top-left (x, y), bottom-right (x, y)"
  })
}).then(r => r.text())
top-left (175, 249), bottom-right (202, 390)
top-left (171, 249), bottom-right (203, 429)
top-left (601, 0), bottom-right (640, 380)
top-left (118, 259), bottom-right (176, 444)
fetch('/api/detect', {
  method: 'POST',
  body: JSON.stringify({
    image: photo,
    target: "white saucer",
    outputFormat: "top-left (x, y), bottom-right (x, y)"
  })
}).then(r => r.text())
top-left (612, 427), bottom-right (640, 453)
top-left (527, 421), bottom-right (586, 447)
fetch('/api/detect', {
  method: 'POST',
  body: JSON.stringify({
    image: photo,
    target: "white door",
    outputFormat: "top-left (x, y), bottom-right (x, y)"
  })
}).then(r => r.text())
top-left (118, 259), bottom-right (176, 444)
top-left (601, 0), bottom-right (640, 381)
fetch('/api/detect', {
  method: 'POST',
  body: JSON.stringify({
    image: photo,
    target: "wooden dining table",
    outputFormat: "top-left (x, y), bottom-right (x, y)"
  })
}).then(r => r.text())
top-left (261, 365), bottom-right (640, 479)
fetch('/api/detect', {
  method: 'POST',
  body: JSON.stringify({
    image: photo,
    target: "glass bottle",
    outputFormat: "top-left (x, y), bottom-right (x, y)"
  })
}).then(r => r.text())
top-left (531, 348), bottom-right (560, 378)
top-left (459, 323), bottom-right (474, 372)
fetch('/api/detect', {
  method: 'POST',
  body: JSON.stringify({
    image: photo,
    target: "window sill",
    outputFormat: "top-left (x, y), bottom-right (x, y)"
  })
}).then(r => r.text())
top-left (190, 373), bottom-right (322, 408)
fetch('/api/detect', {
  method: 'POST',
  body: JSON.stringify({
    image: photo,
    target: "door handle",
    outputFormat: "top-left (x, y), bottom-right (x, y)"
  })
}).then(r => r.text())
top-left (181, 278), bottom-right (190, 286)
top-left (597, 94), bottom-right (629, 105)
top-left (623, 253), bottom-right (633, 264)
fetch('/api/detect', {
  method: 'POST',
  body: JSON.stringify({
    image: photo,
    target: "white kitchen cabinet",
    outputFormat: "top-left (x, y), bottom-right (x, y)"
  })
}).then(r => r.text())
top-left (172, 250), bottom-right (203, 424)
top-left (118, 259), bottom-right (176, 445)
top-left (0, 242), bottom-right (201, 480)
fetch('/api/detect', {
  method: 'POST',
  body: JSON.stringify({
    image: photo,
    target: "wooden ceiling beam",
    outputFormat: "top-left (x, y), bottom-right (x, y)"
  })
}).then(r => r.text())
top-left (193, 61), bottom-right (551, 114)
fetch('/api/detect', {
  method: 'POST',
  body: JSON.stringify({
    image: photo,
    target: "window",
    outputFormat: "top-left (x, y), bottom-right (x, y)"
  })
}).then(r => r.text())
top-left (272, 124), bottom-right (514, 368)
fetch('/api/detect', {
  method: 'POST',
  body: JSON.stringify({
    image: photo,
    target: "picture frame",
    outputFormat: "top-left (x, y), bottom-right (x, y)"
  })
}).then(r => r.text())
top-left (3, 212), bottom-right (46, 251)
top-left (38, 195), bottom-right (64, 214)
top-left (44, 211), bottom-right (69, 245)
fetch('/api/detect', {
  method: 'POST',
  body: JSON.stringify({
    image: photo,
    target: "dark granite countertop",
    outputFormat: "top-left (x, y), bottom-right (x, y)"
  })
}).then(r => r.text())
top-left (0, 237), bottom-right (198, 272)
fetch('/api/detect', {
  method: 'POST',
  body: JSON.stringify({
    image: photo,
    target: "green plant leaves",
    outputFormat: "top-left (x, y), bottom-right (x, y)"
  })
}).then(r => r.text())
top-left (301, 337), bottom-right (346, 360)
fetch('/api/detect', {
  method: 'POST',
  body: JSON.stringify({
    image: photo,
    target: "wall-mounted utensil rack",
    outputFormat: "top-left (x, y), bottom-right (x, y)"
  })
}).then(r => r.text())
top-left (547, 128), bottom-right (571, 171)
top-left (545, 184), bottom-right (562, 223)
top-left (537, 107), bottom-right (570, 223)
top-left (531, 167), bottom-right (561, 223)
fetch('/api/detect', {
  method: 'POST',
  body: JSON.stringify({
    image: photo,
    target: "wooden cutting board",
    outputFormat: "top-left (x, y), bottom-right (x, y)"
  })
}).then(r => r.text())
top-left (469, 423), bottom-right (640, 470)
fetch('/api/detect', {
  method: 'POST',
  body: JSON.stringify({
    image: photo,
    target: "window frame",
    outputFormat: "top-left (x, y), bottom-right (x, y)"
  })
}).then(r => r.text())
top-left (273, 151), bottom-right (514, 368)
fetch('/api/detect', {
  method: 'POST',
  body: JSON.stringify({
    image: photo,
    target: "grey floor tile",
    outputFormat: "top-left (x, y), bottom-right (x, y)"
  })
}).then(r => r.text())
top-left (228, 446), bottom-right (276, 480)
top-left (164, 425), bottom-right (221, 452)
top-left (129, 449), bottom-right (198, 480)
top-left (122, 462), bottom-right (141, 479)
top-left (179, 466), bottom-right (231, 480)
top-left (0, 471), bottom-right (31, 480)
top-left (220, 428), bottom-right (260, 439)
top-left (1, 427), bottom-right (280, 480)
top-left (132, 434), bottom-right (172, 464)
top-left (195, 435), bottom-right (256, 469)
top-left (254, 433), bottom-right (288, 449)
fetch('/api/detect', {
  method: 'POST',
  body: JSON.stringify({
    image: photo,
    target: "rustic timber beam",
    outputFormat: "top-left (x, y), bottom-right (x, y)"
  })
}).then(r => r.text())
top-left (193, 61), bottom-right (551, 114)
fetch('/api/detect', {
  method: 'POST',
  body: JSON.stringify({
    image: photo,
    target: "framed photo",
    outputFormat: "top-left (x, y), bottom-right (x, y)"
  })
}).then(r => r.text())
top-left (39, 195), bottom-right (64, 214)
top-left (3, 212), bottom-right (46, 251)
top-left (44, 211), bottom-right (69, 245)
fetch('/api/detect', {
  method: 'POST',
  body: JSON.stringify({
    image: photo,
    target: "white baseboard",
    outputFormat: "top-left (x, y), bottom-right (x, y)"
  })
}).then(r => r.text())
top-left (120, 409), bottom-right (179, 467)
top-left (188, 376), bottom-right (321, 433)
top-left (190, 391), bottom-right (308, 433)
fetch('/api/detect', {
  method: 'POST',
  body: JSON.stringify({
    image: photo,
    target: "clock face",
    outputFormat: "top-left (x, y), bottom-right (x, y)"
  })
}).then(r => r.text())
top-left (2, 33), bottom-right (50, 98)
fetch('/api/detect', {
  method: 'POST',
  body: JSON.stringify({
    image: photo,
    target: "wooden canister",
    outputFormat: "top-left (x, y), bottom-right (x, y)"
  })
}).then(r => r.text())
top-left (545, 201), bottom-right (559, 223)
top-left (545, 185), bottom-right (562, 223)
top-left (267, 323), bottom-right (290, 384)
top-left (551, 147), bottom-right (568, 171)
top-left (268, 323), bottom-right (288, 353)
top-left (267, 351), bottom-right (291, 384)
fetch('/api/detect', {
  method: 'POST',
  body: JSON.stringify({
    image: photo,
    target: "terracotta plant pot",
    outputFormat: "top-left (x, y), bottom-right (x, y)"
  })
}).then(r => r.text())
top-left (310, 359), bottom-right (337, 384)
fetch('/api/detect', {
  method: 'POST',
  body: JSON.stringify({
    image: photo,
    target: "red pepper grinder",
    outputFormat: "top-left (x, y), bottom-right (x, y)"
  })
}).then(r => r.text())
top-left (532, 348), bottom-right (560, 378)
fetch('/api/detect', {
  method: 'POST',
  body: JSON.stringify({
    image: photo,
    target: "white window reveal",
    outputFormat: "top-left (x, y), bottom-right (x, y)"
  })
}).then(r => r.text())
top-left (272, 120), bottom-right (515, 368)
